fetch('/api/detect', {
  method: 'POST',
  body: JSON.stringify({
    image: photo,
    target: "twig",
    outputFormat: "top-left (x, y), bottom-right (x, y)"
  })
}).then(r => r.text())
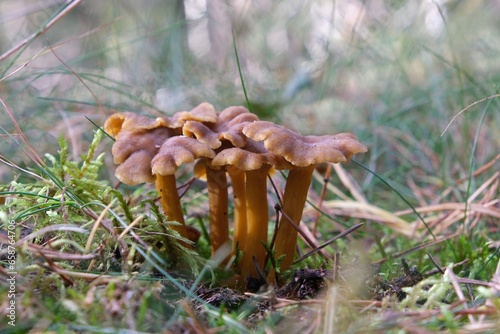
top-left (277, 205), bottom-right (326, 260)
top-left (294, 223), bottom-right (364, 264)
top-left (426, 252), bottom-right (445, 275)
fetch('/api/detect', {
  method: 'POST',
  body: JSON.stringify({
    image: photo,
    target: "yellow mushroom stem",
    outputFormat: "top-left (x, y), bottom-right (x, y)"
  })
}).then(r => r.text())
top-left (227, 167), bottom-right (247, 256)
top-left (206, 165), bottom-right (230, 256)
top-left (155, 174), bottom-right (189, 239)
top-left (240, 165), bottom-right (271, 279)
top-left (268, 164), bottom-right (315, 281)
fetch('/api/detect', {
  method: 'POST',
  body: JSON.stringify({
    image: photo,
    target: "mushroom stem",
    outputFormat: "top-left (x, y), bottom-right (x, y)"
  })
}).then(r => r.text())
top-left (206, 165), bottom-right (230, 256)
top-left (155, 174), bottom-right (189, 239)
top-left (269, 164), bottom-right (315, 279)
top-left (240, 165), bottom-right (271, 279)
top-left (227, 167), bottom-right (247, 256)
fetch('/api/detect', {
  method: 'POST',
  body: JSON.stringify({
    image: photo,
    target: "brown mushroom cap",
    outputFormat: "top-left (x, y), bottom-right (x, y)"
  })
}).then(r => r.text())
top-left (110, 128), bottom-right (174, 165)
top-left (105, 102), bottom-right (216, 141)
top-left (211, 140), bottom-right (293, 171)
top-left (182, 106), bottom-right (258, 149)
top-left (151, 136), bottom-right (216, 176)
top-left (104, 112), bottom-right (176, 186)
top-left (114, 150), bottom-right (156, 185)
top-left (105, 103), bottom-right (220, 184)
top-left (104, 112), bottom-right (167, 138)
top-left (243, 121), bottom-right (368, 166)
top-left (243, 120), bottom-right (368, 281)
top-left (167, 102), bottom-right (218, 128)
top-left (104, 105), bottom-right (220, 244)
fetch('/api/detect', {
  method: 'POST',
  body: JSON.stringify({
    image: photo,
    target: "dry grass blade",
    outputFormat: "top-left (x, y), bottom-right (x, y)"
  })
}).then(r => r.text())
top-left (312, 170), bottom-right (351, 201)
top-left (79, 206), bottom-right (129, 258)
top-left (456, 153), bottom-right (500, 185)
top-left (179, 299), bottom-right (210, 334)
top-left (36, 253), bottom-right (74, 286)
top-left (446, 267), bottom-right (476, 324)
top-left (0, 46), bottom-right (46, 82)
top-left (15, 224), bottom-right (88, 245)
top-left (395, 171), bottom-right (500, 235)
top-left (441, 94), bottom-right (500, 136)
top-left (85, 202), bottom-right (113, 253)
top-left (401, 202), bottom-right (500, 218)
top-left (322, 200), bottom-right (416, 237)
top-left (454, 278), bottom-right (492, 287)
top-left (35, 264), bottom-right (120, 282)
top-left (0, 154), bottom-right (46, 180)
top-left (492, 257), bottom-right (500, 294)
top-left (298, 221), bottom-right (332, 259)
top-left (244, 292), bottom-right (323, 307)
top-left (117, 214), bottom-right (145, 241)
top-left (423, 259), bottom-right (470, 277)
top-left (332, 163), bottom-right (367, 204)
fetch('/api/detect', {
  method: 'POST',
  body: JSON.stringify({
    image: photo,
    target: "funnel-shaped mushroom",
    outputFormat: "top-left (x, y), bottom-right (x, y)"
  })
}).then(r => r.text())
top-left (105, 104), bottom-right (218, 241)
top-left (151, 136), bottom-right (215, 232)
top-left (243, 121), bottom-right (368, 277)
top-left (212, 141), bottom-right (293, 278)
top-left (182, 106), bottom-right (259, 257)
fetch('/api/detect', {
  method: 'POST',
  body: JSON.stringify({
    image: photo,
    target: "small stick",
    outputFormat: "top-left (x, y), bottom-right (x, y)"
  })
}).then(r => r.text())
top-left (426, 252), bottom-right (445, 275)
top-left (293, 223), bottom-right (364, 264)
top-left (277, 205), bottom-right (323, 257)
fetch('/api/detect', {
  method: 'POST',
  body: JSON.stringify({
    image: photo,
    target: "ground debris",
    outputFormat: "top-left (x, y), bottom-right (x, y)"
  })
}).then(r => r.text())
top-left (277, 268), bottom-right (330, 300)
top-left (184, 258), bottom-right (425, 331)
top-left (372, 259), bottom-right (424, 301)
top-left (194, 286), bottom-right (247, 312)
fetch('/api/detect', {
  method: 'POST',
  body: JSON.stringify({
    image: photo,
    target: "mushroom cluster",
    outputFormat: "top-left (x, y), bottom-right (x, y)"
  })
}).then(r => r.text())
top-left (105, 103), bottom-right (367, 282)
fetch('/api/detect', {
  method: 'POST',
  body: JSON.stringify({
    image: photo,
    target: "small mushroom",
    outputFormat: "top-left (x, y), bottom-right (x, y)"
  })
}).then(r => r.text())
top-left (243, 121), bottom-right (368, 276)
top-left (212, 141), bottom-right (293, 278)
top-left (110, 127), bottom-right (173, 185)
top-left (105, 112), bottom-right (174, 138)
top-left (104, 104), bottom-right (218, 241)
top-left (151, 136), bottom-right (215, 229)
top-left (182, 106), bottom-right (259, 257)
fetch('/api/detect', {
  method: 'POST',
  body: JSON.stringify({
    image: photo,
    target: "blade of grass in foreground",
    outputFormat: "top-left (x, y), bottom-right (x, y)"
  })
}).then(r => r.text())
top-left (232, 29), bottom-right (252, 112)
top-left (462, 99), bottom-right (492, 236)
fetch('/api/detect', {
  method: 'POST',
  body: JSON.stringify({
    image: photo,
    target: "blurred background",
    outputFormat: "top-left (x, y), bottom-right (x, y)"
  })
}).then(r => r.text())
top-left (1, 0), bottom-right (499, 198)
